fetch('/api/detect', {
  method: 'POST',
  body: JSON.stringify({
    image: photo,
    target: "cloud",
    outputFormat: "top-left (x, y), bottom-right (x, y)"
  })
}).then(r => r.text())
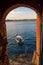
top-left (6, 11), bottom-right (36, 20)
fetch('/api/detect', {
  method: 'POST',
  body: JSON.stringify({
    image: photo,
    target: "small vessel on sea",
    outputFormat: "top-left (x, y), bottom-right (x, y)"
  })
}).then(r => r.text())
top-left (15, 34), bottom-right (24, 45)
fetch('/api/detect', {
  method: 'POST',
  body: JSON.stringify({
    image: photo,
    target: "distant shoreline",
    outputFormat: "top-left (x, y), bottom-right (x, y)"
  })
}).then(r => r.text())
top-left (6, 19), bottom-right (36, 22)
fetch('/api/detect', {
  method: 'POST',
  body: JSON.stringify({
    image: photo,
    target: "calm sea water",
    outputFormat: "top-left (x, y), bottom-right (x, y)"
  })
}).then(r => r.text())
top-left (6, 21), bottom-right (36, 58)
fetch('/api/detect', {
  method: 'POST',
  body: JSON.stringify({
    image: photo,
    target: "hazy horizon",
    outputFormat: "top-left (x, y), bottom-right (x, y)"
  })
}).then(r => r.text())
top-left (6, 7), bottom-right (36, 20)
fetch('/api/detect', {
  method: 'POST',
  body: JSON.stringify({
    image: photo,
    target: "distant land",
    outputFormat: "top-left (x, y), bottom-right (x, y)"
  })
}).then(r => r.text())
top-left (6, 19), bottom-right (36, 21)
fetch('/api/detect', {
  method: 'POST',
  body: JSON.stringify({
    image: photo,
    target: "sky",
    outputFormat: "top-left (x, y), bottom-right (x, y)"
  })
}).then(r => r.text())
top-left (6, 7), bottom-right (36, 20)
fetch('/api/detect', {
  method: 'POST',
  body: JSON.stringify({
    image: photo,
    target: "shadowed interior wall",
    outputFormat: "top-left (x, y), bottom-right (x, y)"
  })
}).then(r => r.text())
top-left (0, 21), bottom-right (9, 65)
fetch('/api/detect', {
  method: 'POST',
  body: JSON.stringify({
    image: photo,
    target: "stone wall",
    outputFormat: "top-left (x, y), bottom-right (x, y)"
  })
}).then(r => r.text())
top-left (0, 20), bottom-right (9, 65)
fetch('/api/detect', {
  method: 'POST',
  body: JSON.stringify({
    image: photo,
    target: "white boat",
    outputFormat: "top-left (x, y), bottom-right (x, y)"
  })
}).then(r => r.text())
top-left (15, 35), bottom-right (24, 45)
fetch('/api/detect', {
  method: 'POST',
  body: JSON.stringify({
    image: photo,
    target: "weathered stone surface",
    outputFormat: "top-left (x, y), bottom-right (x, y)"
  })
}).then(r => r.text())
top-left (0, 45), bottom-right (2, 56)
top-left (0, 21), bottom-right (9, 65)
top-left (0, 60), bottom-right (2, 65)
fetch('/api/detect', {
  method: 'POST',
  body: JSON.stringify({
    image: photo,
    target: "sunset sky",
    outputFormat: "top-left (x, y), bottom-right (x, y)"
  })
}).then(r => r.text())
top-left (6, 7), bottom-right (36, 20)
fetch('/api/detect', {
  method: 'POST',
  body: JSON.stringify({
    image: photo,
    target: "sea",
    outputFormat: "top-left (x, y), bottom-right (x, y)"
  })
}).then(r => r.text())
top-left (6, 21), bottom-right (36, 58)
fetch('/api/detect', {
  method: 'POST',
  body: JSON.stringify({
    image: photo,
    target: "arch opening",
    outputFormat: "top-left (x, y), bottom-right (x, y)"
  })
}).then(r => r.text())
top-left (1, 3), bottom-right (41, 65)
top-left (5, 6), bottom-right (36, 65)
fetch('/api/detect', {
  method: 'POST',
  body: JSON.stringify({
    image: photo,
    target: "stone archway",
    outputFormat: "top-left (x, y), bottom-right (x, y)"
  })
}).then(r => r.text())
top-left (0, 3), bottom-right (41, 65)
